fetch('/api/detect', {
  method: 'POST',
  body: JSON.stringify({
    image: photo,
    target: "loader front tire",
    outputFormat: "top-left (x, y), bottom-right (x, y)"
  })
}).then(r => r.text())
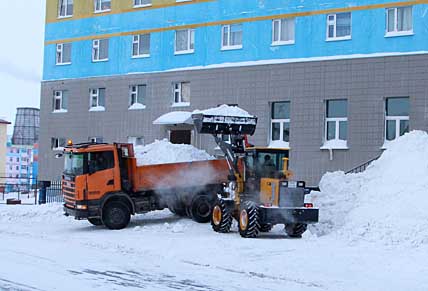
top-left (102, 201), bottom-right (131, 230)
top-left (284, 223), bottom-right (307, 238)
top-left (211, 198), bottom-right (233, 233)
top-left (239, 201), bottom-right (260, 238)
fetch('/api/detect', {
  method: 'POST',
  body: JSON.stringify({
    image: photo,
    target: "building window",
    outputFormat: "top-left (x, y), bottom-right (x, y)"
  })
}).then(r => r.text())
top-left (89, 137), bottom-right (104, 143)
top-left (221, 24), bottom-right (243, 50)
top-left (58, 0), bottom-right (73, 18)
top-left (128, 136), bottom-right (145, 147)
top-left (56, 43), bottom-right (71, 65)
top-left (53, 90), bottom-right (68, 112)
top-left (94, 0), bottom-right (111, 13)
top-left (270, 102), bottom-right (290, 148)
top-left (134, 0), bottom-right (152, 7)
top-left (175, 29), bottom-right (195, 54)
top-left (89, 88), bottom-right (106, 111)
top-left (385, 97), bottom-right (409, 142)
top-left (326, 12), bottom-right (351, 40)
top-left (92, 39), bottom-right (109, 62)
top-left (129, 85), bottom-right (147, 110)
top-left (386, 7), bottom-right (413, 36)
top-left (51, 138), bottom-right (66, 151)
top-left (272, 18), bottom-right (295, 45)
top-left (132, 34), bottom-right (150, 57)
top-left (172, 82), bottom-right (190, 106)
top-left (322, 99), bottom-right (348, 149)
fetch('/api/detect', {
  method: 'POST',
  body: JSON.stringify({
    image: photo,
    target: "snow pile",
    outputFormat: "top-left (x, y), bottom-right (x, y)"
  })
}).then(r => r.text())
top-left (312, 131), bottom-right (428, 247)
top-left (193, 104), bottom-right (253, 117)
top-left (0, 203), bottom-right (63, 223)
top-left (135, 139), bottom-right (214, 166)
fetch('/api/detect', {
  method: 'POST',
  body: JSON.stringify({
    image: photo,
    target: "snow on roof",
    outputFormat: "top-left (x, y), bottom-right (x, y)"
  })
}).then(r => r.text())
top-left (153, 111), bottom-right (193, 125)
top-left (193, 104), bottom-right (253, 117)
top-left (312, 130), bottom-right (428, 247)
top-left (134, 139), bottom-right (214, 166)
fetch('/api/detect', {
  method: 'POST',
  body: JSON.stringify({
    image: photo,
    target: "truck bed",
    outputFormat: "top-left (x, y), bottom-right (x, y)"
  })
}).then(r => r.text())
top-left (129, 158), bottom-right (230, 192)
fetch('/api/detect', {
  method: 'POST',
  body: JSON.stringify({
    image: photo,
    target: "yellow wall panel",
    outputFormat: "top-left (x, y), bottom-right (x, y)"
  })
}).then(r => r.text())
top-left (45, 0), bottom-right (58, 23)
top-left (112, 0), bottom-right (133, 11)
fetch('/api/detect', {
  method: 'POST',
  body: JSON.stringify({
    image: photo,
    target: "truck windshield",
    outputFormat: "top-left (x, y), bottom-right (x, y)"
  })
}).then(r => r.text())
top-left (64, 153), bottom-right (85, 176)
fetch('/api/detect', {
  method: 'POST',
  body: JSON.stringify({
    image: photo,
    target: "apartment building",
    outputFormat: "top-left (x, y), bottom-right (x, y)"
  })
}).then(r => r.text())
top-left (39, 0), bottom-right (428, 184)
top-left (0, 119), bottom-right (11, 184)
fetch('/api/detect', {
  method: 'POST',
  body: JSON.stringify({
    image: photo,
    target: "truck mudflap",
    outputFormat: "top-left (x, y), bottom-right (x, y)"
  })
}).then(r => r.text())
top-left (63, 204), bottom-right (99, 220)
top-left (259, 207), bottom-right (319, 225)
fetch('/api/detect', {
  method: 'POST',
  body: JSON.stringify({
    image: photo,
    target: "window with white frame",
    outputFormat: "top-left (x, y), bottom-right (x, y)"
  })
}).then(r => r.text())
top-left (175, 29), bottom-right (195, 54)
top-left (172, 82), bottom-right (190, 106)
top-left (324, 99), bottom-right (348, 147)
top-left (270, 102), bottom-right (290, 147)
top-left (129, 85), bottom-right (146, 109)
top-left (385, 97), bottom-right (409, 142)
top-left (132, 34), bottom-right (150, 57)
top-left (89, 88), bottom-right (106, 110)
top-left (128, 136), bottom-right (145, 147)
top-left (89, 137), bottom-right (104, 143)
top-left (134, 0), bottom-right (152, 7)
top-left (51, 137), bottom-right (66, 150)
top-left (53, 90), bottom-right (68, 112)
top-left (58, 0), bottom-right (73, 18)
top-left (272, 18), bottom-right (295, 45)
top-left (94, 0), bottom-right (111, 13)
top-left (386, 7), bottom-right (413, 36)
top-left (56, 43), bottom-right (72, 65)
top-left (92, 39), bottom-right (109, 62)
top-left (326, 12), bottom-right (351, 40)
top-left (222, 24), bottom-right (243, 49)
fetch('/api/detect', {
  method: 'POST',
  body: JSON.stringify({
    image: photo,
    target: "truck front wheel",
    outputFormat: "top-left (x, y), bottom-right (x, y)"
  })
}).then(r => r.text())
top-left (102, 201), bottom-right (131, 230)
top-left (189, 195), bottom-right (212, 223)
top-left (88, 217), bottom-right (103, 226)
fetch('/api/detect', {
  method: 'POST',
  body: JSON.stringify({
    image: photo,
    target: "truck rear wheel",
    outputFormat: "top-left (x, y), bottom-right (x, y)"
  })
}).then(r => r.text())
top-left (102, 201), bottom-right (131, 230)
top-left (211, 198), bottom-right (232, 233)
top-left (284, 223), bottom-right (307, 238)
top-left (239, 201), bottom-right (260, 238)
top-left (189, 195), bottom-right (212, 223)
top-left (88, 217), bottom-right (103, 226)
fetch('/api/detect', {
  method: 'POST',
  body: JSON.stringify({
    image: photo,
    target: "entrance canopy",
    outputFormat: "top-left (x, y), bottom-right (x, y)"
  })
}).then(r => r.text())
top-left (153, 111), bottom-right (193, 125)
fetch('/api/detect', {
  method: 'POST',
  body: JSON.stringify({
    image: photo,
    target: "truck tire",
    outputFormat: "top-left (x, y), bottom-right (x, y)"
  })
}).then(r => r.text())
top-left (88, 217), bottom-right (103, 226)
top-left (211, 198), bottom-right (233, 233)
top-left (284, 223), bottom-right (307, 238)
top-left (260, 224), bottom-right (273, 233)
top-left (239, 201), bottom-right (260, 238)
top-left (102, 201), bottom-right (131, 230)
top-left (168, 203), bottom-right (187, 217)
top-left (189, 195), bottom-right (212, 223)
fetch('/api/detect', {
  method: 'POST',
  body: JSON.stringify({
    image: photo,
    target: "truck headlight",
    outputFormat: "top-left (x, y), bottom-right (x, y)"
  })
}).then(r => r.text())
top-left (76, 204), bottom-right (88, 210)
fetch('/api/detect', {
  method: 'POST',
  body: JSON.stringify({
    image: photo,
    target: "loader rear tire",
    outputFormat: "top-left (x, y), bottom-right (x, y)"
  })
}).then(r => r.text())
top-left (284, 223), bottom-right (307, 238)
top-left (239, 201), bottom-right (260, 238)
top-left (260, 224), bottom-right (273, 233)
top-left (102, 201), bottom-right (131, 230)
top-left (189, 195), bottom-right (212, 223)
top-left (211, 198), bottom-right (233, 233)
top-left (88, 217), bottom-right (103, 226)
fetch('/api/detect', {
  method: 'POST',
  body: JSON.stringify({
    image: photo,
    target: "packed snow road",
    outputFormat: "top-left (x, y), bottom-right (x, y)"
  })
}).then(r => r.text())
top-left (0, 204), bottom-right (426, 291)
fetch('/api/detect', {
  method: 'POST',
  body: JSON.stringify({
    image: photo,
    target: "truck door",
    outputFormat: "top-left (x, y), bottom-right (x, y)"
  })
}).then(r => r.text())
top-left (87, 151), bottom-right (117, 200)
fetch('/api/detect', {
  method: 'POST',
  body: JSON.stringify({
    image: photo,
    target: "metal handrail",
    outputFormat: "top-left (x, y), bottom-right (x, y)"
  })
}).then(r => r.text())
top-left (345, 156), bottom-right (380, 174)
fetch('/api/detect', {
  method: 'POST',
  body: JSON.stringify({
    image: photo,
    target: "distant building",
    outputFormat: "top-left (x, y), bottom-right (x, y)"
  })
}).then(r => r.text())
top-left (40, 0), bottom-right (428, 184)
top-left (0, 119), bottom-right (11, 185)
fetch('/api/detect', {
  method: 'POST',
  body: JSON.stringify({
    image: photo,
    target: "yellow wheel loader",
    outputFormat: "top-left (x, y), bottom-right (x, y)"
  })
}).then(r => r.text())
top-left (192, 112), bottom-right (319, 238)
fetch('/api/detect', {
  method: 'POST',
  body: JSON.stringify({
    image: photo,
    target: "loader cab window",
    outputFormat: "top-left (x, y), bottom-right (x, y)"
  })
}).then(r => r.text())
top-left (88, 151), bottom-right (114, 173)
top-left (246, 150), bottom-right (289, 178)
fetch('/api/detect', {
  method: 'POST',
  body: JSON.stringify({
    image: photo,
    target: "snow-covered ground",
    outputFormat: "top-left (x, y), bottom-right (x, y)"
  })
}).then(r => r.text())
top-left (1, 131), bottom-right (428, 290)
top-left (0, 204), bottom-right (427, 291)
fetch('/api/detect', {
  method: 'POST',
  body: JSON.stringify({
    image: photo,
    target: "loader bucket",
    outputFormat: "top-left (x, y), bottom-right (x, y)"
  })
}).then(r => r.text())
top-left (192, 113), bottom-right (257, 135)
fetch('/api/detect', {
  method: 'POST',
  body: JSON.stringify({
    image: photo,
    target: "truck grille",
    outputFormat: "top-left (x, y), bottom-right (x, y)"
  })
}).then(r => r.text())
top-left (62, 180), bottom-right (76, 207)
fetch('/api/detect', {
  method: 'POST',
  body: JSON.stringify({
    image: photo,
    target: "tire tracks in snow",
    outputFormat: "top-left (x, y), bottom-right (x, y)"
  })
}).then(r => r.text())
top-left (181, 260), bottom-right (326, 290)
top-left (0, 277), bottom-right (46, 291)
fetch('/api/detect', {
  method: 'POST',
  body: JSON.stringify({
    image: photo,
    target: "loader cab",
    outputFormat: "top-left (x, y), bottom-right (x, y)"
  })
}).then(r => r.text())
top-left (244, 148), bottom-right (290, 180)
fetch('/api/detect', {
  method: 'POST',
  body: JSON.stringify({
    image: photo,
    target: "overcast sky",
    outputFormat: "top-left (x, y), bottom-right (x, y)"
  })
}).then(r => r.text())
top-left (0, 1), bottom-right (46, 133)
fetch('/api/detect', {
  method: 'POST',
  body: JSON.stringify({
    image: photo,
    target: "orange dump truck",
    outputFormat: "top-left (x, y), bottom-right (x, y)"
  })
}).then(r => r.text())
top-left (61, 142), bottom-right (230, 229)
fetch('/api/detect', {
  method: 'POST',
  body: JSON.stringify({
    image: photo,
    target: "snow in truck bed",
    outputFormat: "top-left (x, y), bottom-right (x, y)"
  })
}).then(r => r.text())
top-left (134, 139), bottom-right (214, 166)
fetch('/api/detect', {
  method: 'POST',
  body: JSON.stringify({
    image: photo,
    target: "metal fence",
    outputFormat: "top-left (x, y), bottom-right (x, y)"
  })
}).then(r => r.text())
top-left (0, 177), bottom-right (63, 205)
